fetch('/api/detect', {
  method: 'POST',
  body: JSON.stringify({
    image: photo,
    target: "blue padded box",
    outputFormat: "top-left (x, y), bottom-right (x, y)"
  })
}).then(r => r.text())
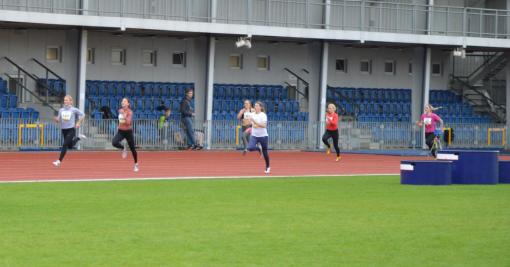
top-left (499, 160), bottom-right (510, 183)
top-left (401, 160), bottom-right (452, 185)
top-left (437, 150), bottom-right (499, 184)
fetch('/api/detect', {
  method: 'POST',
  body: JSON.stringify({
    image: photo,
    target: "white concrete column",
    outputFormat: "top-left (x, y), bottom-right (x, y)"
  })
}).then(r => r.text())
top-left (210, 0), bottom-right (217, 23)
top-left (205, 36), bottom-right (216, 150)
top-left (81, 0), bottom-right (88, 15)
top-left (324, 0), bottom-right (330, 29)
top-left (427, 0), bottom-right (434, 35)
top-left (506, 52), bottom-right (510, 149)
top-left (77, 29), bottom-right (87, 114)
top-left (318, 41), bottom-right (329, 149)
top-left (412, 47), bottom-right (425, 124)
top-left (421, 46), bottom-right (432, 149)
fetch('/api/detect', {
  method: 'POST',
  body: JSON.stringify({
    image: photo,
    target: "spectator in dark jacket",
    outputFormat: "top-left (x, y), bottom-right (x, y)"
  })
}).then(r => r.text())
top-left (180, 89), bottom-right (202, 150)
top-left (100, 106), bottom-right (113, 119)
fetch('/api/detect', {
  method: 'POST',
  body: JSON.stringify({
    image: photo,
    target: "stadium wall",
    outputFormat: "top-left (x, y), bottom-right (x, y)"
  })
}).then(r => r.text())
top-left (0, 28), bottom-right (79, 100)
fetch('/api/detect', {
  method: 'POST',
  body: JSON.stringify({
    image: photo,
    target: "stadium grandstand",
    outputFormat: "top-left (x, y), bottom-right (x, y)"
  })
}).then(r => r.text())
top-left (1, 1), bottom-right (510, 266)
top-left (0, 0), bottom-right (508, 151)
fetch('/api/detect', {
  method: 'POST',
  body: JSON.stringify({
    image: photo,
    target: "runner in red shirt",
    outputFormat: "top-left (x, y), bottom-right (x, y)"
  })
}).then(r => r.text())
top-left (322, 103), bottom-right (341, 161)
top-left (112, 98), bottom-right (139, 172)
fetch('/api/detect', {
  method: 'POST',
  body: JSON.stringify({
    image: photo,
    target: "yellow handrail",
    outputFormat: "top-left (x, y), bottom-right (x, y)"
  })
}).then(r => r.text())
top-left (18, 124), bottom-right (44, 147)
top-left (488, 127), bottom-right (506, 146)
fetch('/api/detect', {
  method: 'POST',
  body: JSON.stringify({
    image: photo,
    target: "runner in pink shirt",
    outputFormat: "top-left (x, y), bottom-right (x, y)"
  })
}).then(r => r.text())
top-left (416, 104), bottom-right (444, 157)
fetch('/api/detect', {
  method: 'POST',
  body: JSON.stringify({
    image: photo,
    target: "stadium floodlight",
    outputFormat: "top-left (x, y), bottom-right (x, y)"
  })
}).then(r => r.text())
top-left (235, 35), bottom-right (252, 48)
top-left (453, 47), bottom-right (465, 58)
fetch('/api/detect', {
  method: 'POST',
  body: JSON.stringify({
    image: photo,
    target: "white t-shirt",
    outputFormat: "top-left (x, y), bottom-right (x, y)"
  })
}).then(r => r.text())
top-left (243, 110), bottom-right (255, 121)
top-left (251, 112), bottom-right (268, 137)
top-left (118, 113), bottom-right (126, 124)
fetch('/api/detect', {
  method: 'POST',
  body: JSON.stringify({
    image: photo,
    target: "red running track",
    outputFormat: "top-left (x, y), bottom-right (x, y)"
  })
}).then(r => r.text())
top-left (0, 151), bottom-right (508, 182)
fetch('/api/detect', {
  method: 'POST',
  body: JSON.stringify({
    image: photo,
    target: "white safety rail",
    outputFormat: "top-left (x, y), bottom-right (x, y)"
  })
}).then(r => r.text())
top-left (0, 0), bottom-right (508, 39)
top-left (1, 118), bottom-right (507, 151)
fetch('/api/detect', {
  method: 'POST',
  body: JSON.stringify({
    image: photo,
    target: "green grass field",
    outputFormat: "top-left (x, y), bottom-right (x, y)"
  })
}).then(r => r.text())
top-left (1, 176), bottom-right (509, 267)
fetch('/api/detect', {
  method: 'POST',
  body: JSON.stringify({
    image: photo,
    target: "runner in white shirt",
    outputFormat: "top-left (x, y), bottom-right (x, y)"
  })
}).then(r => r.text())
top-left (52, 95), bottom-right (87, 167)
top-left (247, 101), bottom-right (270, 174)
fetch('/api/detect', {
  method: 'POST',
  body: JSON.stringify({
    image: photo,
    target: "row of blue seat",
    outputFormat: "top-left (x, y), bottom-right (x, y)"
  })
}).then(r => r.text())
top-left (213, 84), bottom-right (288, 100)
top-left (338, 102), bottom-right (412, 116)
top-left (37, 79), bottom-right (66, 97)
top-left (87, 97), bottom-right (191, 113)
top-left (213, 100), bottom-right (300, 113)
top-left (212, 111), bottom-right (308, 121)
top-left (0, 94), bottom-right (18, 109)
top-left (328, 87), bottom-right (412, 103)
top-left (86, 80), bottom-right (194, 98)
top-left (0, 79), bottom-right (7, 94)
top-left (429, 90), bottom-right (462, 103)
top-left (0, 108), bottom-right (40, 120)
top-left (91, 110), bottom-right (181, 121)
top-left (357, 114), bottom-right (411, 122)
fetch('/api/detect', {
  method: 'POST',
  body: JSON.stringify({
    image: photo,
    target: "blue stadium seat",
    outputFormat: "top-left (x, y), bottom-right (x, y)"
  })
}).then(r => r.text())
top-left (153, 83), bottom-right (162, 97)
top-left (172, 100), bottom-right (180, 112)
top-left (161, 84), bottom-right (169, 98)
top-left (134, 85), bottom-right (142, 97)
top-left (9, 95), bottom-right (17, 108)
top-left (258, 87), bottom-right (267, 99)
top-left (0, 95), bottom-right (7, 108)
top-left (233, 86), bottom-right (242, 100)
top-left (144, 84), bottom-right (153, 97)
top-left (177, 84), bottom-right (186, 97)
top-left (292, 101), bottom-right (299, 113)
top-left (144, 98), bottom-right (154, 111)
top-left (277, 102), bottom-right (285, 113)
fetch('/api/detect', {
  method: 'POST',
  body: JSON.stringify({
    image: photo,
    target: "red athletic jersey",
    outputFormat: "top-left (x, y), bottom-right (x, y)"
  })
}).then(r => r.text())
top-left (118, 108), bottom-right (133, 130)
top-left (325, 112), bottom-right (338, 131)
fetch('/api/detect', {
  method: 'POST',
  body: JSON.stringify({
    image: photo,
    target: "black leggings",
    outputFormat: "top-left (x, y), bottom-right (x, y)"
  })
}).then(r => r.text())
top-left (425, 132), bottom-right (438, 157)
top-left (112, 129), bottom-right (138, 163)
top-left (425, 132), bottom-right (435, 150)
top-left (322, 129), bottom-right (340, 156)
top-left (59, 128), bottom-right (80, 161)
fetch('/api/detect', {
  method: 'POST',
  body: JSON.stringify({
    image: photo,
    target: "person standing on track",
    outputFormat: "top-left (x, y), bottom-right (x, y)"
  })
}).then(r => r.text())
top-left (112, 98), bottom-right (139, 172)
top-left (237, 99), bottom-right (255, 155)
top-left (322, 103), bottom-right (341, 161)
top-left (180, 88), bottom-right (203, 150)
top-left (247, 101), bottom-right (270, 174)
top-left (416, 103), bottom-right (444, 158)
top-left (52, 95), bottom-right (87, 167)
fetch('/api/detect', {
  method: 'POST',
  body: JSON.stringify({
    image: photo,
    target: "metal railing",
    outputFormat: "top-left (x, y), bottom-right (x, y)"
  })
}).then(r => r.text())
top-left (2, 118), bottom-right (507, 151)
top-left (0, 0), bottom-right (509, 39)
